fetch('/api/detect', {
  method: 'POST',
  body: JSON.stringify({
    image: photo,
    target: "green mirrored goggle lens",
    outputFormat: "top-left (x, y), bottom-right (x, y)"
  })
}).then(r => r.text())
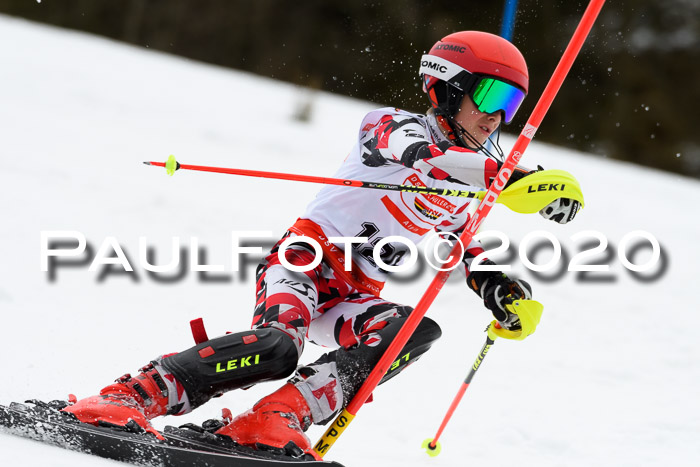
top-left (471, 77), bottom-right (525, 124)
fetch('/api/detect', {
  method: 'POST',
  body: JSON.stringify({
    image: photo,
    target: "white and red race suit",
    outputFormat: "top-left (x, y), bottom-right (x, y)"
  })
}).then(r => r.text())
top-left (252, 107), bottom-right (503, 425)
top-left (299, 107), bottom-right (501, 287)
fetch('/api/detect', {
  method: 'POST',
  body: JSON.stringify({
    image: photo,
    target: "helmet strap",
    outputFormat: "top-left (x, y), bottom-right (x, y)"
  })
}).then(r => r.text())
top-left (425, 76), bottom-right (505, 162)
top-left (436, 110), bottom-right (505, 162)
top-left (434, 113), bottom-right (460, 144)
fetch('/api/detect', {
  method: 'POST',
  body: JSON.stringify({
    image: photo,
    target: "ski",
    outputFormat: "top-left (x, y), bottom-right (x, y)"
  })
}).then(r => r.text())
top-left (0, 400), bottom-right (344, 467)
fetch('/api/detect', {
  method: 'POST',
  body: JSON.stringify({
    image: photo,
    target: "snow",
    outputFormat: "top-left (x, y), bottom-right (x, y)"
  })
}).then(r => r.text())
top-left (1, 13), bottom-right (699, 467)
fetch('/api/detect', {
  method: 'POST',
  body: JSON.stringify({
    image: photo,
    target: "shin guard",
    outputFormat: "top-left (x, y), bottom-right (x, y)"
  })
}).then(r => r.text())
top-left (160, 327), bottom-right (298, 408)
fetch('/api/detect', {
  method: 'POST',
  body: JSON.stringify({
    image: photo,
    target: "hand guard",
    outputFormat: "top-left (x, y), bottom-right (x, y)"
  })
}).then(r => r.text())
top-left (540, 197), bottom-right (580, 224)
top-left (467, 260), bottom-right (533, 331)
top-left (508, 164), bottom-right (581, 224)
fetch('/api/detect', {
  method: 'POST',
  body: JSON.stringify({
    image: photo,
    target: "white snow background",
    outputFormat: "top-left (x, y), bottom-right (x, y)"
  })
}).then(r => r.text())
top-left (1, 14), bottom-right (699, 467)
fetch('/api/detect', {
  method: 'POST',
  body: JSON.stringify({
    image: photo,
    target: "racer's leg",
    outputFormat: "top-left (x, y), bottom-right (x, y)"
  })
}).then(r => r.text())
top-left (293, 296), bottom-right (442, 425)
top-left (63, 233), bottom-right (322, 439)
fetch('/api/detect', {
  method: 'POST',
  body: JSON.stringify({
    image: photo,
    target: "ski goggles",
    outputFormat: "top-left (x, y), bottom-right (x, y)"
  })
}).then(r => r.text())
top-left (420, 54), bottom-right (526, 123)
top-left (469, 76), bottom-right (525, 124)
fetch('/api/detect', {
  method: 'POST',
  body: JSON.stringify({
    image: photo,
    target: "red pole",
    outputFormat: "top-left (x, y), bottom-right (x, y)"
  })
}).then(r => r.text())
top-left (314, 0), bottom-right (607, 457)
top-left (146, 160), bottom-right (366, 188)
top-left (425, 325), bottom-right (499, 454)
top-left (430, 376), bottom-right (469, 445)
top-left (144, 160), bottom-right (484, 199)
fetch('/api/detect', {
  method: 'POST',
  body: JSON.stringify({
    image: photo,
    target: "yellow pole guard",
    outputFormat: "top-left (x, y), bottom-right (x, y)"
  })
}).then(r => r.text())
top-left (488, 299), bottom-right (544, 341)
top-left (497, 169), bottom-right (585, 214)
top-left (313, 408), bottom-right (356, 458)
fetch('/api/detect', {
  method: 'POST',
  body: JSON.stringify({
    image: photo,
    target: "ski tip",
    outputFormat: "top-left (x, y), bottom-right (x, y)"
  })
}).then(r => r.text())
top-left (421, 438), bottom-right (442, 457)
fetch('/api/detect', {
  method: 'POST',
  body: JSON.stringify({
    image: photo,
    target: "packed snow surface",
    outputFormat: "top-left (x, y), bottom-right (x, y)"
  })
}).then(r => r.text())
top-left (1, 14), bottom-right (698, 467)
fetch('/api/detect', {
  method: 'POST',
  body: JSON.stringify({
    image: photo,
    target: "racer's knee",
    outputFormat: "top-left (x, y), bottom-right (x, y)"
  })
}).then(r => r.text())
top-left (335, 314), bottom-right (442, 395)
top-left (376, 315), bottom-right (441, 384)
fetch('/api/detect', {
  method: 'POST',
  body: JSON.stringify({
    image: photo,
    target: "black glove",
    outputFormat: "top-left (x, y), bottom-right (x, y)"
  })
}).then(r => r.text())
top-left (467, 260), bottom-right (532, 330)
top-left (539, 198), bottom-right (580, 224)
top-left (503, 164), bottom-right (543, 189)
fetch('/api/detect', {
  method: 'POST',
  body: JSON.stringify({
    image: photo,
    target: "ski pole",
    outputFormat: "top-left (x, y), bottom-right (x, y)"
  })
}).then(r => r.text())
top-left (422, 323), bottom-right (500, 457)
top-left (144, 157), bottom-right (485, 199)
top-left (424, 300), bottom-right (543, 456)
top-left (144, 157), bottom-right (584, 214)
top-left (312, 0), bottom-right (606, 458)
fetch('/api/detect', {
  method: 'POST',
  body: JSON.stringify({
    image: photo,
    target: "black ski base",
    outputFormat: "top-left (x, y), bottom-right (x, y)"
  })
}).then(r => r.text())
top-left (0, 400), bottom-right (344, 467)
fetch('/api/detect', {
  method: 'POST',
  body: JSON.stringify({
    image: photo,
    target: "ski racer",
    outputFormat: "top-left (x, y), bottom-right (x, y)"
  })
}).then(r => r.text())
top-left (62, 31), bottom-right (580, 459)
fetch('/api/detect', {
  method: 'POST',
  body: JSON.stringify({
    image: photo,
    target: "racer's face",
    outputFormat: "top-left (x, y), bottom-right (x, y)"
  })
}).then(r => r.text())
top-left (453, 96), bottom-right (501, 146)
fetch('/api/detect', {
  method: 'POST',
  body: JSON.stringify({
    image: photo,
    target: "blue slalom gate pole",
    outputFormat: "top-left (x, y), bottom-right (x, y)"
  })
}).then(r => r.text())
top-left (500, 0), bottom-right (519, 41)
top-left (483, 0), bottom-right (520, 156)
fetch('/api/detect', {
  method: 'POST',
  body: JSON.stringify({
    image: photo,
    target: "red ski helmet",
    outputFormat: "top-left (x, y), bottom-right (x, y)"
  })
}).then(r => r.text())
top-left (420, 31), bottom-right (529, 124)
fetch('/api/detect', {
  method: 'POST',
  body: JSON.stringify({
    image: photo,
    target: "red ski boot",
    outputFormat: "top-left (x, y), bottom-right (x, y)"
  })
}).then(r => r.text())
top-left (216, 383), bottom-right (319, 459)
top-left (62, 363), bottom-right (173, 439)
